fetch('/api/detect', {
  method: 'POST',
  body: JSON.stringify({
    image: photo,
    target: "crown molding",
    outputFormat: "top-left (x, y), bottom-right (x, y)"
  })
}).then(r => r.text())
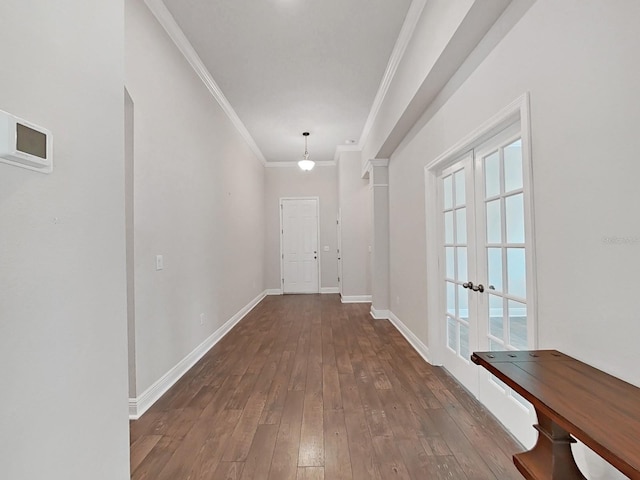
top-left (333, 144), bottom-right (362, 162)
top-left (357, 0), bottom-right (428, 149)
top-left (362, 158), bottom-right (389, 178)
top-left (143, 0), bottom-right (267, 166)
top-left (265, 161), bottom-right (336, 168)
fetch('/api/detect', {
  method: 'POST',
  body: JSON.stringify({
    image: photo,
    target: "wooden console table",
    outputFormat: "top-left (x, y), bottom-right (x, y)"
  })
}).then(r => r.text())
top-left (471, 350), bottom-right (640, 479)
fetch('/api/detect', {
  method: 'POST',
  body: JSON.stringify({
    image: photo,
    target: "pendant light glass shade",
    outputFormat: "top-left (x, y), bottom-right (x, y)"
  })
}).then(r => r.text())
top-left (298, 132), bottom-right (315, 171)
top-left (298, 158), bottom-right (314, 171)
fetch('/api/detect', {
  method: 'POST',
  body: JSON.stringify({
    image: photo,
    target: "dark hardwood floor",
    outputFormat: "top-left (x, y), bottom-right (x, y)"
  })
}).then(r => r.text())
top-left (130, 294), bottom-right (523, 479)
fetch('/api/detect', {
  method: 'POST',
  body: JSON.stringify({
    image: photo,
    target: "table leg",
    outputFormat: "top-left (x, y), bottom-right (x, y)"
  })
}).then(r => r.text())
top-left (513, 409), bottom-right (586, 480)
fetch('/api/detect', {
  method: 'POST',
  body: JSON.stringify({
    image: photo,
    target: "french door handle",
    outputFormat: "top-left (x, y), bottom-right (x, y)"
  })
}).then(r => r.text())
top-left (463, 281), bottom-right (485, 293)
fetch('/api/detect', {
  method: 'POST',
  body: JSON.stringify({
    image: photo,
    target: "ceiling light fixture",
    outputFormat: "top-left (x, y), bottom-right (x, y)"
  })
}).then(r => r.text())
top-left (298, 132), bottom-right (315, 171)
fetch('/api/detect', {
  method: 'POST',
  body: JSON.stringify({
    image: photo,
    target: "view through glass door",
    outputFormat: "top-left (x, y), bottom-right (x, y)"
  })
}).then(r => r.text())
top-left (439, 123), bottom-right (537, 446)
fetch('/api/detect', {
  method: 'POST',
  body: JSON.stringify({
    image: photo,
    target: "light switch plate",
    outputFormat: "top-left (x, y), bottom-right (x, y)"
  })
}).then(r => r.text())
top-left (323, 246), bottom-right (330, 252)
top-left (156, 255), bottom-right (164, 271)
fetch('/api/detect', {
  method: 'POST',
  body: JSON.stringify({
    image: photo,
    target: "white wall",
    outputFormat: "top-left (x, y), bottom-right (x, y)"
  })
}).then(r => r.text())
top-left (125, 0), bottom-right (265, 395)
top-left (338, 151), bottom-right (371, 298)
top-left (388, 1), bottom-right (639, 477)
top-left (0, 1), bottom-right (130, 479)
top-left (264, 166), bottom-right (338, 291)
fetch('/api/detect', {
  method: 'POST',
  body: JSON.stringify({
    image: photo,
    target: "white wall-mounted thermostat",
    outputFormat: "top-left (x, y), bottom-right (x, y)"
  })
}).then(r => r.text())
top-left (0, 110), bottom-right (53, 173)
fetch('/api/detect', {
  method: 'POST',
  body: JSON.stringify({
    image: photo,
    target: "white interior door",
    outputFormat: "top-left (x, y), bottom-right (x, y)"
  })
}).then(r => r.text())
top-left (439, 153), bottom-right (479, 394)
top-left (474, 126), bottom-right (537, 446)
top-left (281, 198), bottom-right (319, 294)
top-left (437, 124), bottom-right (537, 446)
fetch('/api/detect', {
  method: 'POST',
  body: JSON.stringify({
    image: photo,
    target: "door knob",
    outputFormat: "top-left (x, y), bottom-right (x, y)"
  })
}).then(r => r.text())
top-left (472, 283), bottom-right (485, 293)
top-left (463, 281), bottom-right (473, 289)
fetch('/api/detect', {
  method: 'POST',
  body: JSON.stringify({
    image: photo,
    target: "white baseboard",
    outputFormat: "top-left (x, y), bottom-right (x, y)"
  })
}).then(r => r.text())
top-left (370, 307), bottom-right (390, 320)
top-left (388, 310), bottom-right (431, 364)
top-left (128, 290), bottom-right (267, 419)
top-left (340, 295), bottom-right (372, 303)
top-left (320, 287), bottom-right (340, 294)
top-left (269, 287), bottom-right (338, 295)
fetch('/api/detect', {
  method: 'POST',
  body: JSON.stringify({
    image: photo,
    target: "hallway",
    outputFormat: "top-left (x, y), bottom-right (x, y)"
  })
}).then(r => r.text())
top-left (130, 294), bottom-right (522, 479)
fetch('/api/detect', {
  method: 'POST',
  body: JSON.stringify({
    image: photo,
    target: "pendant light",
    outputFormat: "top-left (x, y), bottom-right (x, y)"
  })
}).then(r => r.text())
top-left (298, 132), bottom-right (315, 171)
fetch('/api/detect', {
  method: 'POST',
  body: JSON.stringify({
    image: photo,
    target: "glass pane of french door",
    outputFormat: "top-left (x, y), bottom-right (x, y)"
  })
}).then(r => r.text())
top-left (439, 154), bottom-right (478, 393)
top-left (443, 167), bottom-right (470, 360)
top-left (481, 138), bottom-right (529, 354)
top-left (476, 130), bottom-right (537, 447)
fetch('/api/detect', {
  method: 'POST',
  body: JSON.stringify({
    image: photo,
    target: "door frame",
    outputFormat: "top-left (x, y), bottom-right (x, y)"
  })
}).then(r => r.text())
top-left (424, 93), bottom-right (537, 366)
top-left (337, 207), bottom-right (342, 296)
top-left (279, 196), bottom-right (321, 294)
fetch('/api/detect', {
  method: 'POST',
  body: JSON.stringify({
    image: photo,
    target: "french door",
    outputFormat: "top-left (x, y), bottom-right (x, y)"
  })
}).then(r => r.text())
top-left (439, 124), bottom-right (537, 446)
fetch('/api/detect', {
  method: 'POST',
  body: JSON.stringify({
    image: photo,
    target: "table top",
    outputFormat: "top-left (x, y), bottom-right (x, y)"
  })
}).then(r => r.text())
top-left (471, 350), bottom-right (640, 479)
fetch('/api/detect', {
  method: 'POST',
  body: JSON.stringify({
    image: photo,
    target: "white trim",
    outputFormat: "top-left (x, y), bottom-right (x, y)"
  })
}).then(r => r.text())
top-left (265, 288), bottom-right (283, 295)
top-left (388, 311), bottom-right (431, 364)
top-left (320, 287), bottom-right (340, 294)
top-left (265, 161), bottom-right (336, 168)
top-left (370, 307), bottom-right (390, 320)
top-left (143, 0), bottom-right (267, 166)
top-left (129, 290), bottom-right (267, 419)
top-left (362, 158), bottom-right (390, 179)
top-left (340, 295), bottom-right (372, 303)
top-left (358, 0), bottom-right (429, 148)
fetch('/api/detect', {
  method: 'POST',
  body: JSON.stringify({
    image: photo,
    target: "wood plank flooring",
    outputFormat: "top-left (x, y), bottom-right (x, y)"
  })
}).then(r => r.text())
top-left (130, 294), bottom-right (523, 479)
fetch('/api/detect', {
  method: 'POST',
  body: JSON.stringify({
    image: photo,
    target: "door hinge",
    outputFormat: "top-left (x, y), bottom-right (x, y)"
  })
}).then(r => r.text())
top-left (338, 276), bottom-right (340, 282)
top-left (282, 278), bottom-right (284, 284)
top-left (282, 254), bottom-right (284, 259)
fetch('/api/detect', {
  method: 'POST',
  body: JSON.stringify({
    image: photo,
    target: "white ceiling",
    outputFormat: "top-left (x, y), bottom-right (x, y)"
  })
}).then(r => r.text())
top-left (161, 0), bottom-right (412, 163)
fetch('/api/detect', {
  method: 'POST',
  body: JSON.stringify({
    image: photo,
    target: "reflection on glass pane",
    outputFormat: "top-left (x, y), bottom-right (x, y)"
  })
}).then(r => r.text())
top-left (447, 317), bottom-right (457, 351)
top-left (504, 139), bottom-right (523, 192)
top-left (444, 211), bottom-right (454, 244)
top-left (489, 338), bottom-right (504, 352)
top-left (506, 193), bottom-right (525, 243)
top-left (456, 208), bottom-right (467, 244)
top-left (507, 248), bottom-right (526, 298)
top-left (460, 323), bottom-right (469, 360)
top-left (458, 285), bottom-right (469, 321)
top-left (487, 248), bottom-right (503, 292)
top-left (445, 247), bottom-right (455, 279)
top-left (486, 199), bottom-right (501, 243)
top-left (446, 281), bottom-right (455, 315)
top-left (485, 151), bottom-right (500, 198)
top-left (509, 300), bottom-right (528, 349)
top-left (454, 169), bottom-right (466, 206)
top-left (443, 175), bottom-right (453, 209)
top-left (489, 294), bottom-right (504, 340)
top-left (457, 247), bottom-right (467, 281)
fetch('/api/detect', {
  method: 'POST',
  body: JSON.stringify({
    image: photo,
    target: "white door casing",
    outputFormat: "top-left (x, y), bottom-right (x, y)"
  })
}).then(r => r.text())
top-left (281, 197), bottom-right (320, 294)
top-left (337, 208), bottom-right (342, 296)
